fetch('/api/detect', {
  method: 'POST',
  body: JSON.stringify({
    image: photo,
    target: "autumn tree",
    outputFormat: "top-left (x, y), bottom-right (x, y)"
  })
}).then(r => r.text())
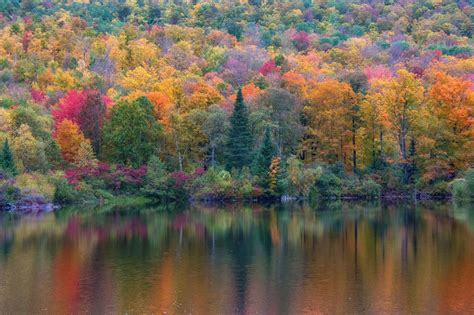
top-left (78, 90), bottom-right (107, 154)
top-left (268, 156), bottom-right (287, 197)
top-left (11, 124), bottom-right (49, 172)
top-left (422, 72), bottom-right (474, 180)
top-left (55, 119), bottom-right (93, 164)
top-left (378, 70), bottom-right (424, 163)
top-left (301, 79), bottom-right (356, 169)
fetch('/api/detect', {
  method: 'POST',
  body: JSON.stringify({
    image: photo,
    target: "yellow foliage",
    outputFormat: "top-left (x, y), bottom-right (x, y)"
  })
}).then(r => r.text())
top-left (15, 172), bottom-right (56, 201)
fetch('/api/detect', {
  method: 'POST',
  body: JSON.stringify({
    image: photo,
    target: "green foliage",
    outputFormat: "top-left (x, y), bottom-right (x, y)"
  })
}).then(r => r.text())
top-left (190, 167), bottom-right (234, 199)
top-left (252, 127), bottom-right (276, 187)
top-left (226, 89), bottom-right (253, 170)
top-left (0, 140), bottom-right (16, 176)
top-left (286, 156), bottom-right (321, 197)
top-left (451, 168), bottom-right (474, 201)
top-left (314, 169), bottom-right (342, 199)
top-left (102, 97), bottom-right (161, 167)
top-left (428, 44), bottom-right (472, 56)
top-left (141, 155), bottom-right (171, 201)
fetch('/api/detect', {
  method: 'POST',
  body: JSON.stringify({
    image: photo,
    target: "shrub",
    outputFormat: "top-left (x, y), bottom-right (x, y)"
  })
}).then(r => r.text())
top-left (451, 178), bottom-right (469, 201)
top-left (15, 172), bottom-right (56, 201)
top-left (52, 177), bottom-right (79, 204)
top-left (315, 170), bottom-right (342, 198)
top-left (360, 179), bottom-right (381, 200)
top-left (451, 168), bottom-right (474, 201)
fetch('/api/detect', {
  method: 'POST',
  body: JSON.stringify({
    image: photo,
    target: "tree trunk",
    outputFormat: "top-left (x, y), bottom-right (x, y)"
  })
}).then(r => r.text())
top-left (352, 116), bottom-right (357, 172)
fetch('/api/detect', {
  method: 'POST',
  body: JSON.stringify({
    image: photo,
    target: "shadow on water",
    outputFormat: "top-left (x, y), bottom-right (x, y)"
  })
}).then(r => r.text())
top-left (0, 200), bottom-right (474, 314)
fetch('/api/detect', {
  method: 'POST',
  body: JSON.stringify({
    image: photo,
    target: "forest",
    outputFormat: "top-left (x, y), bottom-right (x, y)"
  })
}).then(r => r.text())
top-left (0, 0), bottom-right (473, 206)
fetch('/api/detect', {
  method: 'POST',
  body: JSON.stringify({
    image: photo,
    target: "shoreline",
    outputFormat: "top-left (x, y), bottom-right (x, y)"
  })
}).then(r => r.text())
top-left (0, 191), bottom-right (456, 212)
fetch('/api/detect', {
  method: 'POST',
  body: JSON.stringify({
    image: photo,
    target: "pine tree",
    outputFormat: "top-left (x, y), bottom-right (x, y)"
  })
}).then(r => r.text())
top-left (0, 140), bottom-right (17, 176)
top-left (226, 88), bottom-right (253, 169)
top-left (252, 126), bottom-right (276, 186)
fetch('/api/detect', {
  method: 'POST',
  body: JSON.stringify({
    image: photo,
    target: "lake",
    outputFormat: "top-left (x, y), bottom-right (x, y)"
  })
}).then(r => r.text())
top-left (0, 201), bottom-right (473, 314)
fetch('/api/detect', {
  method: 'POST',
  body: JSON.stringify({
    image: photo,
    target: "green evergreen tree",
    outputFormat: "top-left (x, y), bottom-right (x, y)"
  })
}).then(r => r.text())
top-left (226, 88), bottom-right (253, 169)
top-left (0, 140), bottom-right (17, 176)
top-left (252, 126), bottom-right (276, 186)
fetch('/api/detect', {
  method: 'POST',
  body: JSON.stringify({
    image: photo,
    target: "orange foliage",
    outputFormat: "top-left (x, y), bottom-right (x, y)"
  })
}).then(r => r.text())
top-left (55, 119), bottom-right (91, 163)
top-left (302, 79), bottom-right (356, 166)
top-left (147, 91), bottom-right (174, 129)
top-left (186, 82), bottom-right (223, 110)
top-left (228, 83), bottom-right (261, 103)
top-left (429, 72), bottom-right (474, 135)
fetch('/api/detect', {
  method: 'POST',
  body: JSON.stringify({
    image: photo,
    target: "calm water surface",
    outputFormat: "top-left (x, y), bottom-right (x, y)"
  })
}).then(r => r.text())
top-left (0, 201), bottom-right (474, 314)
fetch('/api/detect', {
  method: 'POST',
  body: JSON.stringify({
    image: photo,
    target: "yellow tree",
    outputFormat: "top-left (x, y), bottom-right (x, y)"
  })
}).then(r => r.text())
top-left (301, 79), bottom-right (356, 169)
top-left (378, 70), bottom-right (424, 162)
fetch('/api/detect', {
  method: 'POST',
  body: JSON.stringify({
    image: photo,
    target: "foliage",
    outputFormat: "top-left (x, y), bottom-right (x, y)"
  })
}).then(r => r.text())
top-left (102, 97), bottom-right (162, 167)
top-left (226, 89), bottom-right (253, 170)
top-left (252, 126), bottom-right (276, 188)
top-left (0, 0), bottom-right (473, 203)
top-left (55, 119), bottom-right (93, 164)
top-left (141, 155), bottom-right (173, 201)
top-left (0, 140), bottom-right (16, 176)
top-left (15, 172), bottom-right (55, 201)
top-left (451, 169), bottom-right (474, 201)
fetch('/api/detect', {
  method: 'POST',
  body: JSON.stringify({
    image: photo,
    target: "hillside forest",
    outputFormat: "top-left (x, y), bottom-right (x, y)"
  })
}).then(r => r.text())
top-left (0, 0), bottom-right (473, 205)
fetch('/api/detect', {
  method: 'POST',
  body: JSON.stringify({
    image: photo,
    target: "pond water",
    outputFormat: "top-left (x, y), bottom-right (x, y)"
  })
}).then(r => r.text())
top-left (0, 201), bottom-right (474, 314)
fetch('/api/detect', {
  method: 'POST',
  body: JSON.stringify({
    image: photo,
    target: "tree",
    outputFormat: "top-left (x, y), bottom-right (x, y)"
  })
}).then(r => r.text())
top-left (52, 90), bottom-right (86, 128)
top-left (78, 90), bottom-right (107, 154)
top-left (256, 88), bottom-right (303, 157)
top-left (252, 127), bottom-right (276, 187)
top-left (268, 156), bottom-right (287, 196)
top-left (102, 97), bottom-right (162, 167)
top-left (55, 119), bottom-right (92, 164)
top-left (379, 70), bottom-right (424, 162)
top-left (141, 155), bottom-right (170, 201)
top-left (73, 142), bottom-right (97, 168)
top-left (302, 79), bottom-right (356, 169)
top-left (0, 140), bottom-right (17, 176)
top-left (203, 105), bottom-right (228, 167)
top-left (226, 89), bottom-right (253, 169)
top-left (426, 72), bottom-right (474, 177)
top-left (11, 124), bottom-right (49, 172)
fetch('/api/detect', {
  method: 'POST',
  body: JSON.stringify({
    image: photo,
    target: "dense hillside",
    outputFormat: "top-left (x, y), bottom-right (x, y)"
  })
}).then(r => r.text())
top-left (0, 0), bottom-right (473, 204)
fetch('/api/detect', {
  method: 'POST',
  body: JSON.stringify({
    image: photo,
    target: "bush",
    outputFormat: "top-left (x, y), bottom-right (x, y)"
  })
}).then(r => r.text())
top-left (190, 167), bottom-right (234, 199)
top-left (15, 172), bottom-right (56, 201)
top-left (451, 178), bottom-right (469, 201)
top-left (359, 179), bottom-right (381, 199)
top-left (52, 176), bottom-right (96, 204)
top-left (451, 168), bottom-right (474, 201)
top-left (315, 170), bottom-right (342, 198)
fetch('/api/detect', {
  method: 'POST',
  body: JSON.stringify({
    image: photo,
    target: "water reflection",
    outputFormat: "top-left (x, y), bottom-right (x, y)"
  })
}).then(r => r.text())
top-left (0, 201), bottom-right (474, 314)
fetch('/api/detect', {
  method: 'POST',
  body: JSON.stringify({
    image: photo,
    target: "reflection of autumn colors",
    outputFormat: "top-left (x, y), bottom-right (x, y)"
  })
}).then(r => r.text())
top-left (0, 202), bottom-right (474, 314)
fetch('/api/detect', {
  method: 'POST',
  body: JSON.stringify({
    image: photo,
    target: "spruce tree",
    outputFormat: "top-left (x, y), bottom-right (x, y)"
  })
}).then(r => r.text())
top-left (226, 88), bottom-right (253, 169)
top-left (252, 126), bottom-right (276, 186)
top-left (0, 140), bottom-right (16, 176)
